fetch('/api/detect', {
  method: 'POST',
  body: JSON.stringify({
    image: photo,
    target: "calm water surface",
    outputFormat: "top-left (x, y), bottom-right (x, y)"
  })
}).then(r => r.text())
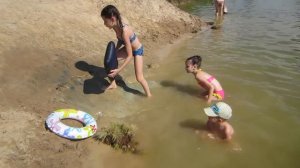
top-left (84, 0), bottom-right (300, 167)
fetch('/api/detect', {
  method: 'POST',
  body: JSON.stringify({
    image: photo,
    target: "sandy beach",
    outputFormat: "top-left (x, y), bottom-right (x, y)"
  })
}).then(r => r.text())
top-left (0, 0), bottom-right (204, 167)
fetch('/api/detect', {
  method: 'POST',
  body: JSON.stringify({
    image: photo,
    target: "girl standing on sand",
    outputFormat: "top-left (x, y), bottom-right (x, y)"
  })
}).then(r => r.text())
top-left (185, 55), bottom-right (225, 103)
top-left (101, 5), bottom-right (152, 97)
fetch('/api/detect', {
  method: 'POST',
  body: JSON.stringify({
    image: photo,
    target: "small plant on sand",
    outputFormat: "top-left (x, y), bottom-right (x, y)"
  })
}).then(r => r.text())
top-left (93, 123), bottom-right (139, 153)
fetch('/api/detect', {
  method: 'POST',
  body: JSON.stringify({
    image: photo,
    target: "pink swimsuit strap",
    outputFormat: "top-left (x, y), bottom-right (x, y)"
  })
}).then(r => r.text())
top-left (207, 76), bottom-right (215, 83)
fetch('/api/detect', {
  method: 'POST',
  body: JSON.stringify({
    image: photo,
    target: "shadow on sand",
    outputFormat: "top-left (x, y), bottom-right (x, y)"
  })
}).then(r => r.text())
top-left (75, 61), bottom-right (143, 95)
top-left (160, 80), bottom-right (201, 98)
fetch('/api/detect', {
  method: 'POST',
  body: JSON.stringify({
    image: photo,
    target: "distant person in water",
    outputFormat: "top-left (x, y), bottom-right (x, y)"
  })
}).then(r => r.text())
top-left (214, 0), bottom-right (228, 17)
top-left (204, 102), bottom-right (234, 141)
top-left (185, 55), bottom-right (225, 104)
top-left (101, 5), bottom-right (152, 97)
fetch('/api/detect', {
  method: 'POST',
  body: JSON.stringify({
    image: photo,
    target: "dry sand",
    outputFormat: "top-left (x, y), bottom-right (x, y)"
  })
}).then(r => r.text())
top-left (0, 0), bottom-right (205, 167)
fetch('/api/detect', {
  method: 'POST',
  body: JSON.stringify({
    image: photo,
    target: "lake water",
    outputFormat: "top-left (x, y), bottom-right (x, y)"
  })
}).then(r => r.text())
top-left (80, 0), bottom-right (300, 167)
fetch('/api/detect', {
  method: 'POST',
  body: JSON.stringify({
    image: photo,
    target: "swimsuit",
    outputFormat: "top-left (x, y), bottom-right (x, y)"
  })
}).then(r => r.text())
top-left (207, 76), bottom-right (225, 100)
top-left (117, 33), bottom-right (137, 44)
top-left (132, 45), bottom-right (144, 56)
top-left (117, 25), bottom-right (144, 57)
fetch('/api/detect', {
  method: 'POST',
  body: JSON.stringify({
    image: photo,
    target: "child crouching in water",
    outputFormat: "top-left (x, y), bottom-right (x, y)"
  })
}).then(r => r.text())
top-left (185, 55), bottom-right (224, 103)
top-left (204, 102), bottom-right (234, 141)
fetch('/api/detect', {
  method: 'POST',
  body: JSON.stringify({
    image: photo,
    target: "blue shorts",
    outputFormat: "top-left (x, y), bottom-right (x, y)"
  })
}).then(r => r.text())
top-left (133, 45), bottom-right (144, 56)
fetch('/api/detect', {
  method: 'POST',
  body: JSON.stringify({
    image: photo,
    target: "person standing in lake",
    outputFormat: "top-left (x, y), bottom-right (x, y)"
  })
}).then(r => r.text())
top-left (214, 0), bottom-right (228, 17)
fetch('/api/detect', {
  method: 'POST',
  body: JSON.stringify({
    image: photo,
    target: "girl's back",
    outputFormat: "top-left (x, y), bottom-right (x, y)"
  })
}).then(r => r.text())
top-left (197, 70), bottom-right (223, 91)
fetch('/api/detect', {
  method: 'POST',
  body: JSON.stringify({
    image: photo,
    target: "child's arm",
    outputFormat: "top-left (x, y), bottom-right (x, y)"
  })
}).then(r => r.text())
top-left (224, 124), bottom-right (234, 141)
top-left (206, 119), bottom-right (213, 131)
top-left (116, 40), bottom-right (122, 50)
top-left (109, 29), bottom-right (133, 77)
top-left (198, 77), bottom-right (214, 103)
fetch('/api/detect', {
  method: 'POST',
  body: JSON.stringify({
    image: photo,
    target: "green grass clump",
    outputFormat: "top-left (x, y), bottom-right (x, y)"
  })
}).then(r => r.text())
top-left (93, 123), bottom-right (139, 153)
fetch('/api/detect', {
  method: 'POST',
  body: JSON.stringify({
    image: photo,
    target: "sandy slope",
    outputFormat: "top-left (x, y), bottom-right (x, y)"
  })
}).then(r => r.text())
top-left (0, 0), bottom-right (203, 167)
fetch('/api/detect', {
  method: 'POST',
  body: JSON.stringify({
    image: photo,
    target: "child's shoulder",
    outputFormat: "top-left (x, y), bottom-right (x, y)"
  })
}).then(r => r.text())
top-left (122, 24), bottom-right (134, 34)
top-left (197, 71), bottom-right (210, 79)
top-left (222, 121), bottom-right (234, 132)
top-left (122, 23), bottom-right (132, 30)
top-left (201, 70), bottom-right (212, 77)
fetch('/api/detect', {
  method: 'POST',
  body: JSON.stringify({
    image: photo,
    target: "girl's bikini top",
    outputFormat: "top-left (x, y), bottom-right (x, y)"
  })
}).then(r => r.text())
top-left (207, 76), bottom-right (215, 83)
top-left (197, 69), bottom-right (215, 83)
top-left (117, 24), bottom-right (137, 45)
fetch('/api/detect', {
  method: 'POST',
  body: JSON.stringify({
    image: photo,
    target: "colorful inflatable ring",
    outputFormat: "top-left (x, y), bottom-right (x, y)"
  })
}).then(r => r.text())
top-left (46, 109), bottom-right (97, 140)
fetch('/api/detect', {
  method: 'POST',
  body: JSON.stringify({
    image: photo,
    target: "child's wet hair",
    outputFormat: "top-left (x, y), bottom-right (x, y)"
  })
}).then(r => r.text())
top-left (101, 5), bottom-right (123, 28)
top-left (186, 55), bottom-right (202, 68)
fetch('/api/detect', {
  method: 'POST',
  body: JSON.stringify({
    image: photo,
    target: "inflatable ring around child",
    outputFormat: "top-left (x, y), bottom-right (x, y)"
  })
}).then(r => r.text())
top-left (46, 109), bottom-right (97, 140)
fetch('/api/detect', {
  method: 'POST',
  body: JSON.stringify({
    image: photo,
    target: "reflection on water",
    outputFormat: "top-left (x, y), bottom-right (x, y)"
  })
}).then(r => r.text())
top-left (88, 0), bottom-right (300, 167)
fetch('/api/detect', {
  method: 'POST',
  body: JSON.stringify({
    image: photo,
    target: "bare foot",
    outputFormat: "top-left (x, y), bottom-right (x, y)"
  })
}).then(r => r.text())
top-left (105, 83), bottom-right (117, 90)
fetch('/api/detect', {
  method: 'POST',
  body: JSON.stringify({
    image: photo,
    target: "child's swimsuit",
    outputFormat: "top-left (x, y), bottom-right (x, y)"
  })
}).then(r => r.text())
top-left (207, 76), bottom-right (225, 100)
top-left (117, 33), bottom-right (136, 44)
top-left (117, 25), bottom-right (143, 57)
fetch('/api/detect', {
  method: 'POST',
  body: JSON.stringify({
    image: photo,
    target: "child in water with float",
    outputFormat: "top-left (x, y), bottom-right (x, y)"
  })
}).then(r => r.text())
top-left (185, 55), bottom-right (224, 103)
top-left (101, 5), bottom-right (152, 97)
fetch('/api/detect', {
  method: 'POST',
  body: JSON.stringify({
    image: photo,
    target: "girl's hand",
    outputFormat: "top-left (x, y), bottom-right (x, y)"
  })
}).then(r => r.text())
top-left (207, 99), bottom-right (212, 104)
top-left (204, 95), bottom-right (212, 104)
top-left (108, 69), bottom-right (119, 78)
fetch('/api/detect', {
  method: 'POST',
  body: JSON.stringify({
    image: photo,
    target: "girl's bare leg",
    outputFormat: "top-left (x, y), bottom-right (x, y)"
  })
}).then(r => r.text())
top-left (215, 1), bottom-right (224, 17)
top-left (106, 78), bottom-right (117, 90)
top-left (105, 47), bottom-right (127, 90)
top-left (220, 2), bottom-right (224, 17)
top-left (214, 0), bottom-right (218, 16)
top-left (134, 56), bottom-right (152, 97)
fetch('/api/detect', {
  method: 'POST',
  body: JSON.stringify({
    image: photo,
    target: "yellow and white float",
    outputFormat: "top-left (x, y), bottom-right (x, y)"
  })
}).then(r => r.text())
top-left (46, 109), bottom-right (97, 140)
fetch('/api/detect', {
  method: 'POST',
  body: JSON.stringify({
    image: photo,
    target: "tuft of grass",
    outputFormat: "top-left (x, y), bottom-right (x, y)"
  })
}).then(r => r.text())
top-left (93, 123), bottom-right (139, 153)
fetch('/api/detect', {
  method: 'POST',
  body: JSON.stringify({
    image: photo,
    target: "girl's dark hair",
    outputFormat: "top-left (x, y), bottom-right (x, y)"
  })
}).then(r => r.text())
top-left (101, 5), bottom-right (123, 29)
top-left (186, 55), bottom-right (202, 68)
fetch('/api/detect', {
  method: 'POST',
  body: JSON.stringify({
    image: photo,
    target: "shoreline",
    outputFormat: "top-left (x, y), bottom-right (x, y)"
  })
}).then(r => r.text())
top-left (83, 27), bottom-right (212, 167)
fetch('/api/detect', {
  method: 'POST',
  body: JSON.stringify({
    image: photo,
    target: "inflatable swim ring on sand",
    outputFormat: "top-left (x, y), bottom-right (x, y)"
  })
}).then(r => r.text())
top-left (104, 41), bottom-right (118, 75)
top-left (46, 109), bottom-right (97, 140)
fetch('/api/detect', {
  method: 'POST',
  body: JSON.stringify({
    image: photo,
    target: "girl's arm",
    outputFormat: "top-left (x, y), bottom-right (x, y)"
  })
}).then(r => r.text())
top-left (197, 77), bottom-right (214, 103)
top-left (207, 84), bottom-right (214, 103)
top-left (118, 28), bottom-right (133, 71)
top-left (116, 40), bottom-right (122, 50)
top-left (109, 28), bottom-right (133, 77)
